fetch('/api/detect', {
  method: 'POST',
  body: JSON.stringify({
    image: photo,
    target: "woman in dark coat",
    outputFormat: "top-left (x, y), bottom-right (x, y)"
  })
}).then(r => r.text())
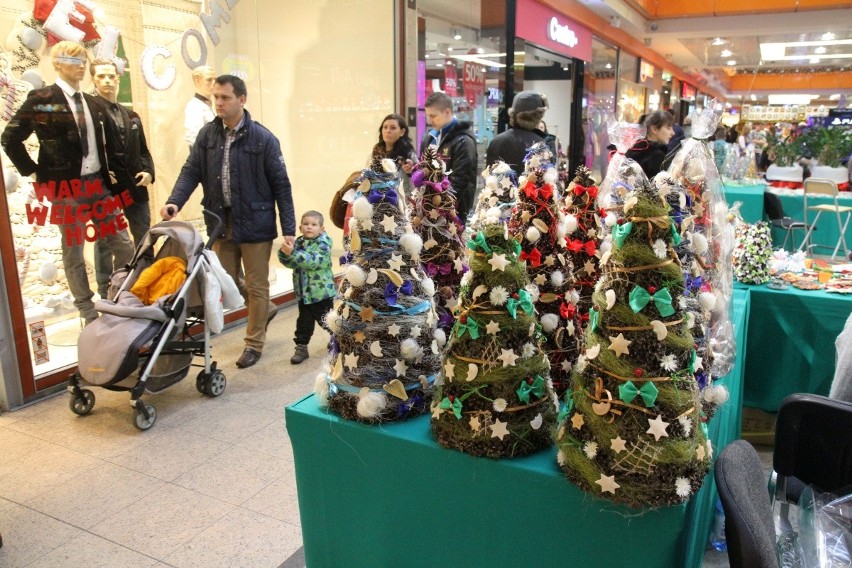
top-left (625, 110), bottom-right (676, 179)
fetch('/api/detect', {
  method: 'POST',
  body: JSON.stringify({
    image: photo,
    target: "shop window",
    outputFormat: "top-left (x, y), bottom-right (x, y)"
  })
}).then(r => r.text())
top-left (583, 38), bottom-right (617, 180)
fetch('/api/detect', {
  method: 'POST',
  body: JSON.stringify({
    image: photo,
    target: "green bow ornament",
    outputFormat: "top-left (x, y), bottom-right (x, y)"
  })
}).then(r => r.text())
top-left (439, 396), bottom-right (463, 419)
top-left (688, 349), bottom-right (697, 373)
top-left (670, 220), bottom-right (682, 246)
top-left (618, 380), bottom-right (659, 407)
top-left (628, 285), bottom-right (675, 317)
top-left (558, 391), bottom-right (575, 422)
top-left (456, 316), bottom-right (480, 340)
top-left (506, 289), bottom-right (534, 319)
top-left (612, 221), bottom-right (633, 248)
top-left (516, 375), bottom-right (545, 404)
top-left (467, 231), bottom-right (492, 254)
top-left (511, 239), bottom-right (521, 256)
top-left (588, 308), bottom-right (599, 333)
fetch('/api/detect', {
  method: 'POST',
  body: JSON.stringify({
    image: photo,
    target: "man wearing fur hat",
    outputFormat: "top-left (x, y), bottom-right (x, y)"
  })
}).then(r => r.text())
top-left (486, 90), bottom-right (548, 176)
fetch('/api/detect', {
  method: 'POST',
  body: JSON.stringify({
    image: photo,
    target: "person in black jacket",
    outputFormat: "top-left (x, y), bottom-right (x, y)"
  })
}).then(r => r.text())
top-left (485, 90), bottom-right (548, 177)
top-left (1, 41), bottom-right (134, 324)
top-left (419, 92), bottom-right (477, 225)
top-left (90, 58), bottom-right (156, 297)
top-left (626, 110), bottom-right (675, 179)
top-left (161, 75), bottom-right (295, 369)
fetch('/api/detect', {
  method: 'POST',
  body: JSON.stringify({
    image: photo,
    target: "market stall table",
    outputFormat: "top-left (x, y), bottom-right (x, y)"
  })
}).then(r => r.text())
top-left (735, 281), bottom-right (852, 412)
top-left (285, 290), bottom-right (750, 568)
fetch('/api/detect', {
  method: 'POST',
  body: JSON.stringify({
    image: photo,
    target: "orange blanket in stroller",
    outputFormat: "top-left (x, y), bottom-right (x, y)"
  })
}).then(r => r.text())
top-left (130, 256), bottom-right (188, 305)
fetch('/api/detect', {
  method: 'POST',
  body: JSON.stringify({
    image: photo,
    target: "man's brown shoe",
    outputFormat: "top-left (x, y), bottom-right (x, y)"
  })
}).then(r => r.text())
top-left (236, 348), bottom-right (261, 368)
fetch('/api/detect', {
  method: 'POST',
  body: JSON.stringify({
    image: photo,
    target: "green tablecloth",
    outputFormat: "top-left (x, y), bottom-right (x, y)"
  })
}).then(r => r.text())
top-left (735, 281), bottom-right (852, 411)
top-left (285, 290), bottom-right (750, 568)
top-left (776, 191), bottom-right (852, 254)
top-left (724, 182), bottom-right (766, 224)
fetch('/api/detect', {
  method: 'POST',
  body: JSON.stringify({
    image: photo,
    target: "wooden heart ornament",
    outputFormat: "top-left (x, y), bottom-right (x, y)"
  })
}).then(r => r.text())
top-left (383, 379), bottom-right (408, 400)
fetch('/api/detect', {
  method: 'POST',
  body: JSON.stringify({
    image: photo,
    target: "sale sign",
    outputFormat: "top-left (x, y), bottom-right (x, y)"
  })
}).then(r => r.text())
top-left (462, 51), bottom-right (486, 107)
top-left (444, 60), bottom-right (458, 97)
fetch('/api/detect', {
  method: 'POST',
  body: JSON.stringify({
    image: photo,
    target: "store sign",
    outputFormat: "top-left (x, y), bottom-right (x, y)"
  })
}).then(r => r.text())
top-left (444, 60), bottom-right (458, 97)
top-left (681, 83), bottom-right (697, 99)
top-left (640, 60), bottom-right (656, 82)
top-left (515, 0), bottom-right (592, 62)
top-left (462, 51), bottom-right (487, 107)
top-left (825, 109), bottom-right (852, 126)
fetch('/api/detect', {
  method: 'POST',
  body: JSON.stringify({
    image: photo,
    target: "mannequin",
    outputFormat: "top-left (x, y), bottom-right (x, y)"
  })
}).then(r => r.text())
top-left (183, 65), bottom-right (215, 148)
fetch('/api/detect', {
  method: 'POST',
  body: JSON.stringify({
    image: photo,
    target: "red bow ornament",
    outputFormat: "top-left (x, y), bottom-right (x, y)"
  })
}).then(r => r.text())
top-left (567, 238), bottom-right (596, 256)
top-left (560, 302), bottom-right (576, 319)
top-left (520, 248), bottom-right (542, 268)
top-left (523, 181), bottom-right (554, 202)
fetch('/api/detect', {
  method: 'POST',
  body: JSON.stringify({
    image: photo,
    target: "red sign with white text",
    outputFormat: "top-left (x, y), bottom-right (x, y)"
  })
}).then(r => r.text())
top-left (444, 60), bottom-right (458, 96)
top-left (462, 51), bottom-right (486, 107)
top-left (515, 0), bottom-right (592, 62)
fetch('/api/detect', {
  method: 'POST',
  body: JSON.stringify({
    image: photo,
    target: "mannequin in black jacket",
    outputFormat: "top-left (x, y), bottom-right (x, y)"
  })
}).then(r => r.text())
top-left (626, 110), bottom-right (675, 179)
top-left (419, 91), bottom-right (478, 225)
top-left (486, 90), bottom-right (548, 177)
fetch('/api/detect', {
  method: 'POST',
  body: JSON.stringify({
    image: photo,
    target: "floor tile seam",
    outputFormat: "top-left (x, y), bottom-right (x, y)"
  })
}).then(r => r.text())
top-left (71, 529), bottom-right (169, 566)
top-left (163, 422), bottom-right (245, 449)
top-left (232, 440), bottom-right (296, 463)
top-left (233, 503), bottom-right (305, 530)
top-left (172, 443), bottom-right (293, 488)
top-left (39, 424), bottom-right (177, 461)
top-left (0, 450), bottom-right (106, 493)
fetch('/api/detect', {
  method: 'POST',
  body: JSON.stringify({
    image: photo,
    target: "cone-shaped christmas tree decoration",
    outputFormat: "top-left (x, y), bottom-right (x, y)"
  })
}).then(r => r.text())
top-left (509, 142), bottom-right (578, 397)
top-left (470, 161), bottom-right (518, 229)
top-left (563, 166), bottom-right (603, 361)
top-left (316, 158), bottom-right (440, 423)
top-left (431, 161), bottom-right (558, 458)
top-left (555, 174), bottom-right (711, 509)
top-left (411, 148), bottom-right (468, 333)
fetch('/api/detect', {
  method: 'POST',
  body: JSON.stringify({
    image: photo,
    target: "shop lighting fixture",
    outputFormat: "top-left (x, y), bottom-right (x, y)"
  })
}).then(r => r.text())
top-left (760, 39), bottom-right (852, 61)
top-left (452, 28), bottom-right (463, 41)
top-left (768, 94), bottom-right (818, 105)
top-left (727, 60), bottom-right (736, 66)
top-left (605, 63), bottom-right (612, 69)
top-left (436, 63), bottom-right (444, 68)
top-left (720, 49), bottom-right (732, 58)
top-left (810, 57), bottom-right (820, 64)
top-left (822, 32), bottom-right (836, 41)
top-left (477, 47), bottom-right (485, 54)
top-left (750, 94), bottom-right (757, 101)
top-left (448, 47), bottom-right (454, 52)
top-left (712, 37), bottom-right (726, 46)
top-left (425, 54), bottom-right (430, 59)
top-left (815, 46), bottom-right (827, 54)
top-left (829, 94), bottom-right (841, 100)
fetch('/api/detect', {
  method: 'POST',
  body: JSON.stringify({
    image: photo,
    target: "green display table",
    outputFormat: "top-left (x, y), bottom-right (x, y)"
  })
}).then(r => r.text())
top-left (724, 182), bottom-right (766, 224)
top-left (775, 190), bottom-right (852, 254)
top-left (735, 281), bottom-right (852, 411)
top-left (285, 290), bottom-right (750, 568)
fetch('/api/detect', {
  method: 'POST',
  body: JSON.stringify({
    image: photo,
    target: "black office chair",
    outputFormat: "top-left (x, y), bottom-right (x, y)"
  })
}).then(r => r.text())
top-left (715, 440), bottom-right (780, 568)
top-left (764, 191), bottom-right (811, 251)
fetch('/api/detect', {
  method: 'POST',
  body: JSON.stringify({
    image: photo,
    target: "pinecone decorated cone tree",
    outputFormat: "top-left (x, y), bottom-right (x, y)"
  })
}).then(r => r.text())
top-left (470, 161), bottom-right (518, 230)
top-left (316, 158), bottom-right (441, 423)
top-left (431, 161), bottom-right (558, 458)
top-left (411, 148), bottom-right (468, 333)
top-left (555, 176), bottom-right (711, 509)
top-left (509, 142), bottom-right (578, 398)
top-left (563, 166), bottom-right (603, 364)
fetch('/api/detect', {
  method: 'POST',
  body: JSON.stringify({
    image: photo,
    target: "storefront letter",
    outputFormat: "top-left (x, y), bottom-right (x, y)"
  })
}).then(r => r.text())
top-left (181, 29), bottom-right (208, 69)
top-left (200, 0), bottom-right (238, 46)
top-left (43, 0), bottom-right (96, 43)
top-left (141, 45), bottom-right (176, 91)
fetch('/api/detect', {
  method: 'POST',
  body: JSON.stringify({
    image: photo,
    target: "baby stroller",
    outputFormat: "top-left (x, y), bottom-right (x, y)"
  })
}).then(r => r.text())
top-left (68, 211), bottom-right (230, 430)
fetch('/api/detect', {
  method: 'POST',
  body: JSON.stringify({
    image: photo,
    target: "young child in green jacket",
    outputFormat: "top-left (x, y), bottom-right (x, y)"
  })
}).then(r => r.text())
top-left (278, 211), bottom-right (336, 364)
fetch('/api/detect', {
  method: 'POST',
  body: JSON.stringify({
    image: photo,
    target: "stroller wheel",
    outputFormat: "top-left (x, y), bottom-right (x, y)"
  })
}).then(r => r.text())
top-left (133, 402), bottom-right (157, 430)
top-left (69, 389), bottom-right (96, 415)
top-left (202, 370), bottom-right (227, 397)
top-left (195, 371), bottom-right (207, 394)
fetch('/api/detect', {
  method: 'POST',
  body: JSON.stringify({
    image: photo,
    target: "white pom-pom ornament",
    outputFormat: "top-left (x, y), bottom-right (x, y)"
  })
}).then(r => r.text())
top-left (568, 289), bottom-right (580, 305)
top-left (399, 233), bottom-right (423, 256)
top-left (699, 292), bottom-right (716, 311)
top-left (314, 374), bottom-right (330, 406)
top-left (39, 262), bottom-right (58, 284)
top-left (691, 233), bottom-right (709, 255)
top-left (356, 389), bottom-right (387, 418)
top-left (381, 158), bottom-right (398, 173)
top-left (345, 265), bottom-right (366, 287)
top-left (541, 313), bottom-right (559, 333)
top-left (526, 226), bottom-right (541, 243)
top-left (525, 284), bottom-right (540, 303)
top-left (550, 270), bottom-right (564, 287)
top-left (352, 197), bottom-right (373, 220)
top-left (325, 312), bottom-right (343, 333)
top-left (564, 214), bottom-right (579, 235)
top-left (599, 239), bottom-right (612, 254)
top-left (544, 169), bottom-right (558, 184)
top-left (421, 277), bottom-right (435, 297)
top-left (400, 338), bottom-right (421, 361)
top-left (486, 175), bottom-right (498, 188)
top-left (434, 328), bottom-right (447, 347)
top-left (605, 213), bottom-right (618, 227)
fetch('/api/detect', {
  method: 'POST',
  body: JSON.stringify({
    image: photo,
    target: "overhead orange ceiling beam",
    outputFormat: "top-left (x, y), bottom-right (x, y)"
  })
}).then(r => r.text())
top-left (626, 0), bottom-right (850, 19)
top-left (541, 0), bottom-right (728, 101)
top-left (729, 71), bottom-right (852, 92)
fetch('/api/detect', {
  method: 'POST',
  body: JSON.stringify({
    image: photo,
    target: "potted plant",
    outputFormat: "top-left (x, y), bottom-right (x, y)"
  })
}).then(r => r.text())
top-left (766, 131), bottom-right (804, 188)
top-left (804, 126), bottom-right (852, 188)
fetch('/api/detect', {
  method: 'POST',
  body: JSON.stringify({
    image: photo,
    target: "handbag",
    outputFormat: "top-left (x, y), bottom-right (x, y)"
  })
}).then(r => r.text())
top-left (330, 171), bottom-right (361, 229)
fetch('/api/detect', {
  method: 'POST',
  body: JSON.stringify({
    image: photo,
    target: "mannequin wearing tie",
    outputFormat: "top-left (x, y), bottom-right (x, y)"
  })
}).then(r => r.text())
top-left (1, 41), bottom-right (134, 324)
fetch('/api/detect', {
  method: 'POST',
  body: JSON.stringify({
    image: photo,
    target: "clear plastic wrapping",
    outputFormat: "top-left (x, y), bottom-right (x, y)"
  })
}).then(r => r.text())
top-left (597, 117), bottom-right (647, 213)
top-left (667, 102), bottom-right (737, 382)
top-left (795, 486), bottom-right (852, 568)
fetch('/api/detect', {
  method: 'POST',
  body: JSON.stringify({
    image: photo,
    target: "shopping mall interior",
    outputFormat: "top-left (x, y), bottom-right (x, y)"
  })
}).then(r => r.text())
top-left (0, 0), bottom-right (851, 566)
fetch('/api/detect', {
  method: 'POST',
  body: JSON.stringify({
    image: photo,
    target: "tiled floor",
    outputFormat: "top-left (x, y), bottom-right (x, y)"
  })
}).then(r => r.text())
top-left (0, 303), bottom-right (769, 567)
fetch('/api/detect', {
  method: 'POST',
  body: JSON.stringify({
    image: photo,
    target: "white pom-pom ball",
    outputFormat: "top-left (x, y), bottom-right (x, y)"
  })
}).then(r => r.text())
top-left (518, 175), bottom-right (527, 186)
top-left (325, 312), bottom-right (343, 333)
top-left (433, 328), bottom-right (447, 347)
top-left (712, 385), bottom-right (730, 404)
top-left (692, 232), bottom-right (709, 255)
top-left (345, 264), bottom-right (366, 287)
top-left (526, 226), bottom-right (541, 243)
top-left (544, 169), bottom-right (558, 184)
top-left (599, 240), bottom-right (612, 254)
top-left (399, 233), bottom-right (423, 256)
top-left (568, 289), bottom-right (580, 305)
top-left (541, 313), bottom-right (559, 333)
top-left (685, 311), bottom-right (696, 329)
top-left (550, 270), bottom-right (564, 287)
top-left (698, 291), bottom-right (716, 312)
top-left (494, 162), bottom-right (511, 174)
top-left (400, 338), bottom-right (421, 361)
top-left (314, 374), bottom-right (330, 406)
top-left (525, 283), bottom-right (540, 303)
top-left (352, 196), bottom-right (373, 220)
top-left (357, 390), bottom-right (387, 418)
top-left (421, 277), bottom-right (435, 297)
top-left (20, 27), bottom-right (42, 50)
top-left (39, 262), bottom-right (58, 284)
top-left (381, 158), bottom-right (398, 173)
top-left (565, 214), bottom-right (579, 234)
top-left (605, 213), bottom-right (618, 227)
top-left (485, 175), bottom-right (498, 188)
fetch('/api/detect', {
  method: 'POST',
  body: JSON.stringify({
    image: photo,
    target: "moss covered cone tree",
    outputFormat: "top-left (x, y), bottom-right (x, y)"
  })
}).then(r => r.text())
top-left (555, 172), bottom-right (711, 508)
top-left (509, 142), bottom-right (578, 398)
top-left (431, 161), bottom-right (558, 458)
top-left (316, 158), bottom-right (440, 423)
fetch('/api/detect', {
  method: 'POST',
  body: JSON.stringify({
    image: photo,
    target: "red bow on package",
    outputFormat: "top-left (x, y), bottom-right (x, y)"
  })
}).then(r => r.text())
top-left (520, 248), bottom-right (542, 268)
top-left (567, 238), bottom-right (596, 256)
top-left (560, 302), bottom-right (576, 320)
top-left (523, 181), bottom-right (554, 202)
top-left (574, 184), bottom-right (599, 199)
top-left (34, 0), bottom-right (101, 42)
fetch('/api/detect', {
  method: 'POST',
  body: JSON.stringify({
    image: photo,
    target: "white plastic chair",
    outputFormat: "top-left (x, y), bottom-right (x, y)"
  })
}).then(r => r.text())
top-left (797, 178), bottom-right (852, 260)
